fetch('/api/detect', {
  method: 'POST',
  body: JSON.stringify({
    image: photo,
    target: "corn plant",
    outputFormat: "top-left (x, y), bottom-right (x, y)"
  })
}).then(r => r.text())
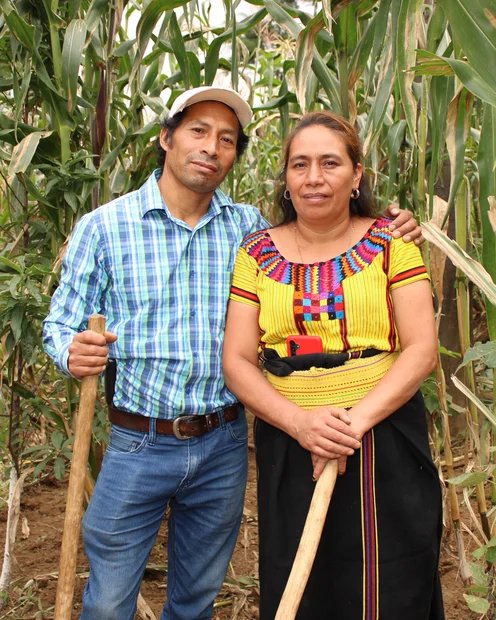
top-left (0, 0), bottom-right (495, 614)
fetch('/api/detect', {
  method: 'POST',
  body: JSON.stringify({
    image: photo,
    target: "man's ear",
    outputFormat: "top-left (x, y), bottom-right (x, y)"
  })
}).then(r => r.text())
top-left (159, 127), bottom-right (170, 151)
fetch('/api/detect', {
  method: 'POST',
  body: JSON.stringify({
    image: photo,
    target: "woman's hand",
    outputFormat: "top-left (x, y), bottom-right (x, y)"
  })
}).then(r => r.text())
top-left (311, 454), bottom-right (349, 480)
top-left (291, 405), bottom-right (361, 460)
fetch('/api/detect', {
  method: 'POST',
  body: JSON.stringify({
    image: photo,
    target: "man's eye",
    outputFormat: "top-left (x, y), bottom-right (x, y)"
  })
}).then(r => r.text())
top-left (222, 136), bottom-right (235, 145)
top-left (192, 127), bottom-right (204, 134)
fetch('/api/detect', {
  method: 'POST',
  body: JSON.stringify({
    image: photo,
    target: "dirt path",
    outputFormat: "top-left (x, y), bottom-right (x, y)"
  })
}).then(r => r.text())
top-left (0, 447), bottom-right (474, 619)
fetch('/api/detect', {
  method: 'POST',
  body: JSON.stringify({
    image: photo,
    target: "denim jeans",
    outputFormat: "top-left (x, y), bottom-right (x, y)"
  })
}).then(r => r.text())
top-left (80, 407), bottom-right (248, 620)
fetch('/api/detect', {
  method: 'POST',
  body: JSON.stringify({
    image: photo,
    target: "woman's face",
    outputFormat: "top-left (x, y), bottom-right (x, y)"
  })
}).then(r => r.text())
top-left (286, 125), bottom-right (362, 224)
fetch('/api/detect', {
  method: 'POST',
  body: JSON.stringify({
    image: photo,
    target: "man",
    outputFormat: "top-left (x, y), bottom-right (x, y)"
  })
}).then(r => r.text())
top-left (43, 86), bottom-right (422, 619)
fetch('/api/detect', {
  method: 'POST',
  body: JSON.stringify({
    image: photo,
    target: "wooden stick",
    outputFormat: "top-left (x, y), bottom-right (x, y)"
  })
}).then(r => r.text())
top-left (54, 314), bottom-right (106, 620)
top-left (275, 459), bottom-right (338, 620)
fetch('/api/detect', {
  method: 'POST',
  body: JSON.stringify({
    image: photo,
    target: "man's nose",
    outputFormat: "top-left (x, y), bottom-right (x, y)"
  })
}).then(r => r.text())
top-left (200, 135), bottom-right (219, 158)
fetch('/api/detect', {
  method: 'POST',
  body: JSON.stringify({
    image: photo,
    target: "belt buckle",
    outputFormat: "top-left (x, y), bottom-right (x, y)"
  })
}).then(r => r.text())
top-left (172, 415), bottom-right (198, 440)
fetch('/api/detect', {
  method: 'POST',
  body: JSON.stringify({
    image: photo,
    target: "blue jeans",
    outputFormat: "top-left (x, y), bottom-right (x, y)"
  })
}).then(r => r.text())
top-left (80, 408), bottom-right (248, 620)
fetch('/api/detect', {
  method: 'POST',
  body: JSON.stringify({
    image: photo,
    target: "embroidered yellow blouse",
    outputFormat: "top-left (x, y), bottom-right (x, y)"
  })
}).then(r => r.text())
top-left (229, 217), bottom-right (430, 409)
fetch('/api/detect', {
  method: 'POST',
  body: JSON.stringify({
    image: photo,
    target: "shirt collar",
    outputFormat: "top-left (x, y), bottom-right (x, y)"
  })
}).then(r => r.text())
top-left (139, 169), bottom-right (235, 219)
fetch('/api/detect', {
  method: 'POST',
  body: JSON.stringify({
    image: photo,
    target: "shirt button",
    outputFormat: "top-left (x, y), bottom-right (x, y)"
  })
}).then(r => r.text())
top-left (190, 311), bottom-right (196, 317)
top-left (185, 387), bottom-right (191, 394)
top-left (193, 351), bottom-right (198, 358)
top-left (190, 271), bottom-right (195, 278)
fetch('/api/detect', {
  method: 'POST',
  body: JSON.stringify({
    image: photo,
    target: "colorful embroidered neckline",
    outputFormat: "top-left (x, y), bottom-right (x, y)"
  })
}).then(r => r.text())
top-left (241, 217), bottom-right (392, 295)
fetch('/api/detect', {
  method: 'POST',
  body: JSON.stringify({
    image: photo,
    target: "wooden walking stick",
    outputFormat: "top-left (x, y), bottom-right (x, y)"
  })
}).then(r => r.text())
top-left (54, 314), bottom-right (106, 620)
top-left (275, 459), bottom-right (338, 620)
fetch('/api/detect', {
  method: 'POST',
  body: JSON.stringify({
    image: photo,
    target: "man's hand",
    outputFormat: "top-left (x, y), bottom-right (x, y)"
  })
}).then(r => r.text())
top-left (384, 205), bottom-right (424, 246)
top-left (68, 330), bottom-right (118, 379)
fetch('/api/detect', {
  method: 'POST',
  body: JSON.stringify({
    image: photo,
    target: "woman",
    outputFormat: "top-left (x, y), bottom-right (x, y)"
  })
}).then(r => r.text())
top-left (223, 111), bottom-right (444, 619)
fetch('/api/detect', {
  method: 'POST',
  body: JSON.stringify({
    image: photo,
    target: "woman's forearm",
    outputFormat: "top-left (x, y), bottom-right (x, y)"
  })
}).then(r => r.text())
top-left (224, 356), bottom-right (303, 436)
top-left (348, 343), bottom-right (437, 436)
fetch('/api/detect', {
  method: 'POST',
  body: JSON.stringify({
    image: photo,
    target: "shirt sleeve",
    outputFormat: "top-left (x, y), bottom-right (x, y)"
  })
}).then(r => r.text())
top-left (388, 236), bottom-right (430, 291)
top-left (42, 214), bottom-right (109, 376)
top-left (230, 247), bottom-right (260, 308)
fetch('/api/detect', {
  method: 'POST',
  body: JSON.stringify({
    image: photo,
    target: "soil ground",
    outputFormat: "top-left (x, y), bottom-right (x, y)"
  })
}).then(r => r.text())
top-left (0, 418), bottom-right (478, 619)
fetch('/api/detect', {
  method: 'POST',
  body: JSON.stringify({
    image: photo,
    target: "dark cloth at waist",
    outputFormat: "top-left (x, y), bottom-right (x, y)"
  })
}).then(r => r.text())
top-left (262, 347), bottom-right (382, 377)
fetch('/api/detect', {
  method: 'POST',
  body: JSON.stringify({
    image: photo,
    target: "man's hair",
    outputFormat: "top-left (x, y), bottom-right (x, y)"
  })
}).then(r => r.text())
top-left (155, 109), bottom-right (250, 167)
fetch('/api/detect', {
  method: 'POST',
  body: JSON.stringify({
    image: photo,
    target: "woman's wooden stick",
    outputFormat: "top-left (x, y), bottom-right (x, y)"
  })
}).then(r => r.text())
top-left (274, 459), bottom-right (338, 620)
top-left (54, 314), bottom-right (106, 620)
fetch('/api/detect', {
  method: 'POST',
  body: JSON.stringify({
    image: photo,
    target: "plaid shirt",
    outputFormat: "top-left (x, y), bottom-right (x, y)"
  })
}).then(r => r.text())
top-left (43, 170), bottom-right (268, 418)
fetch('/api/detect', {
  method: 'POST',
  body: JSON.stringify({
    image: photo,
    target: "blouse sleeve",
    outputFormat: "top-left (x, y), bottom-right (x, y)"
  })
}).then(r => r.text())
top-left (230, 247), bottom-right (260, 308)
top-left (388, 237), bottom-right (430, 291)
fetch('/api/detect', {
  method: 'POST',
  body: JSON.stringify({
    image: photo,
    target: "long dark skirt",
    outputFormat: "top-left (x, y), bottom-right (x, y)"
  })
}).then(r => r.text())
top-left (256, 391), bottom-right (445, 620)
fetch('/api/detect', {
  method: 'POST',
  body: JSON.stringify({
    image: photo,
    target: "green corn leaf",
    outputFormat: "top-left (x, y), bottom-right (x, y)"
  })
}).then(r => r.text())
top-left (428, 74), bottom-right (452, 204)
top-left (265, 0), bottom-right (340, 110)
top-left (414, 52), bottom-right (496, 107)
top-left (131, 0), bottom-right (189, 83)
top-left (187, 52), bottom-right (201, 88)
top-left (231, 11), bottom-right (238, 91)
top-left (421, 222), bottom-right (496, 305)
top-left (205, 8), bottom-right (266, 85)
top-left (263, 0), bottom-right (301, 38)
top-left (348, 11), bottom-right (376, 87)
top-left (436, 0), bottom-right (496, 103)
top-left (169, 11), bottom-right (190, 89)
top-left (426, 3), bottom-right (447, 54)
top-left (7, 132), bottom-right (52, 184)
top-left (15, 55), bottom-right (32, 122)
top-left (62, 19), bottom-right (87, 113)
top-left (333, 4), bottom-right (357, 117)
top-left (363, 35), bottom-right (395, 156)
top-left (0, 0), bottom-right (36, 51)
top-left (395, 0), bottom-right (423, 142)
top-left (85, 0), bottom-right (111, 35)
top-left (295, 12), bottom-right (325, 113)
top-left (446, 89), bottom-right (474, 209)
top-left (478, 104), bottom-right (496, 339)
top-left (383, 120), bottom-right (407, 209)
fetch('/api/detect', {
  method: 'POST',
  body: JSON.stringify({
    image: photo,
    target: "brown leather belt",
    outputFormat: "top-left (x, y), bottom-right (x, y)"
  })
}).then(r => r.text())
top-left (108, 404), bottom-right (239, 440)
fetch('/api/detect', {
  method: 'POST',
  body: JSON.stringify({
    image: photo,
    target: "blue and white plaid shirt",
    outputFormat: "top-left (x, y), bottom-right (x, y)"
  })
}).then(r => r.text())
top-left (43, 170), bottom-right (268, 418)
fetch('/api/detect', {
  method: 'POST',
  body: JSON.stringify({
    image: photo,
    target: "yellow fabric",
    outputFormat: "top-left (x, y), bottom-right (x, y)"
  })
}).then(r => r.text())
top-left (229, 223), bottom-right (429, 408)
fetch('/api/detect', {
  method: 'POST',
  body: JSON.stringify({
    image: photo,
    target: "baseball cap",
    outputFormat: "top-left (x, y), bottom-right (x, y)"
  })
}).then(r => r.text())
top-left (168, 86), bottom-right (252, 128)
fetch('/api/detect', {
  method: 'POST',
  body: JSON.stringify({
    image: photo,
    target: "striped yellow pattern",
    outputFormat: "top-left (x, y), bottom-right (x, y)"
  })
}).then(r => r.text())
top-left (266, 352), bottom-right (398, 409)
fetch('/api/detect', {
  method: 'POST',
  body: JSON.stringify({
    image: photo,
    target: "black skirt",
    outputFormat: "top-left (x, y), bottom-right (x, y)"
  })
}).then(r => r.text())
top-left (256, 391), bottom-right (445, 620)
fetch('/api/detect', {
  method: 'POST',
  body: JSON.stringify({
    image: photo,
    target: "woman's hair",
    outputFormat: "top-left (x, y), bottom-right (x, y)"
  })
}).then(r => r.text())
top-left (155, 109), bottom-right (250, 167)
top-left (276, 111), bottom-right (377, 224)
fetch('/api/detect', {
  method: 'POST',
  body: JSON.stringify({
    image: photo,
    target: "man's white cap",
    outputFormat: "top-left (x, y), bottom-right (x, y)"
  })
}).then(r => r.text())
top-left (168, 86), bottom-right (252, 128)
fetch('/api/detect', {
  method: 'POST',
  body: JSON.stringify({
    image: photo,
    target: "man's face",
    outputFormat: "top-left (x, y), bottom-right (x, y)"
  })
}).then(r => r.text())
top-left (160, 101), bottom-right (239, 194)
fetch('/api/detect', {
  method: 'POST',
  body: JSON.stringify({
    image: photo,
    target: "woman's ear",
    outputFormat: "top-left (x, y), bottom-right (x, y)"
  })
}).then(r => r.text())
top-left (353, 163), bottom-right (363, 188)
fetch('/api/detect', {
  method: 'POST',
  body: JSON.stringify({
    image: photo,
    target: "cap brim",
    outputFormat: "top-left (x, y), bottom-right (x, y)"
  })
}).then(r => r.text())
top-left (170, 87), bottom-right (252, 128)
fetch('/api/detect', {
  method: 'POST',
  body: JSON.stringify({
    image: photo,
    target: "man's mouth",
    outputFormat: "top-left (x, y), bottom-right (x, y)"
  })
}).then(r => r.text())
top-left (191, 160), bottom-right (219, 173)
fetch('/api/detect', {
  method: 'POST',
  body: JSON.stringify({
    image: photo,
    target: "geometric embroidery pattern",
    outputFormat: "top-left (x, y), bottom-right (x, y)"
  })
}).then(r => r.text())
top-left (293, 287), bottom-right (344, 322)
top-left (241, 217), bottom-right (393, 323)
